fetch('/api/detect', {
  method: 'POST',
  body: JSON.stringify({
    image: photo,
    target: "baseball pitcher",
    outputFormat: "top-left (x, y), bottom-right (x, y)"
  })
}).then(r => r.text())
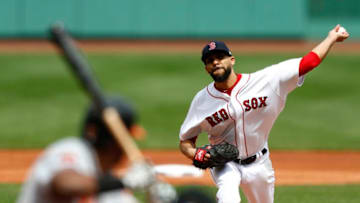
top-left (179, 25), bottom-right (349, 203)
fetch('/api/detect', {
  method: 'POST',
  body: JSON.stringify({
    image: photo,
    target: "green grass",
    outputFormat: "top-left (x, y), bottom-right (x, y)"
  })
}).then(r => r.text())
top-left (274, 185), bottom-right (360, 203)
top-left (0, 184), bottom-right (20, 203)
top-left (0, 53), bottom-right (359, 149)
top-left (5, 184), bottom-right (360, 203)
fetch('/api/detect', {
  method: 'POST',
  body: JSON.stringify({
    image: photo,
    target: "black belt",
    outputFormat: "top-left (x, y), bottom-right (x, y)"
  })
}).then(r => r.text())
top-left (234, 148), bottom-right (267, 165)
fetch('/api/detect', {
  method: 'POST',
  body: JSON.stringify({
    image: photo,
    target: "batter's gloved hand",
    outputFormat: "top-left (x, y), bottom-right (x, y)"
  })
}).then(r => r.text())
top-left (193, 143), bottom-right (239, 169)
top-left (122, 161), bottom-right (156, 190)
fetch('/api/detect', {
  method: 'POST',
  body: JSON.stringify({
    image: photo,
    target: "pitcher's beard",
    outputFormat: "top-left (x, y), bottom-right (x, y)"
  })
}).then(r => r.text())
top-left (211, 67), bottom-right (232, 82)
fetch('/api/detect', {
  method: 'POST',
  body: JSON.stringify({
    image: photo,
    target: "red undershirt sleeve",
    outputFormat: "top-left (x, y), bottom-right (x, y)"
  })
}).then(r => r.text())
top-left (299, 51), bottom-right (321, 76)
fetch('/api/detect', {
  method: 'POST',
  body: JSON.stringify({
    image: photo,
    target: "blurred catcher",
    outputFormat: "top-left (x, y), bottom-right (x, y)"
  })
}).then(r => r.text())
top-left (179, 25), bottom-right (349, 203)
top-left (17, 96), bottom-right (175, 203)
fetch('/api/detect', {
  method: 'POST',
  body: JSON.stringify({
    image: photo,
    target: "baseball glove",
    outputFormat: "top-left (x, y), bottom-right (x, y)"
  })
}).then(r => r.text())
top-left (193, 143), bottom-right (239, 169)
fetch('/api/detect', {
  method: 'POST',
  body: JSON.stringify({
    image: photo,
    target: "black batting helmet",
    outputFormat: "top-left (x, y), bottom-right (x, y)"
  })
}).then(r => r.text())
top-left (81, 96), bottom-right (138, 148)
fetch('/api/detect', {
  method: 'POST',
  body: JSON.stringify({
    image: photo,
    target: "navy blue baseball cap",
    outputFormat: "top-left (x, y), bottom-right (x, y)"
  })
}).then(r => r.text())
top-left (201, 41), bottom-right (232, 63)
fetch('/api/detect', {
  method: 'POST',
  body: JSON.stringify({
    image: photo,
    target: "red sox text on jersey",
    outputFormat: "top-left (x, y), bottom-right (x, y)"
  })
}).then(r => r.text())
top-left (205, 96), bottom-right (268, 127)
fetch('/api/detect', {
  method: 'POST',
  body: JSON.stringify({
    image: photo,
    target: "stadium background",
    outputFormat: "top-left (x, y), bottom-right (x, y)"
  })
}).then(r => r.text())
top-left (1, 0), bottom-right (360, 202)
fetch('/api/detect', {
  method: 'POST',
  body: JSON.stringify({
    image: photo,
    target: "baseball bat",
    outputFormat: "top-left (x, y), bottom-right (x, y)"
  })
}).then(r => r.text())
top-left (49, 23), bottom-right (144, 163)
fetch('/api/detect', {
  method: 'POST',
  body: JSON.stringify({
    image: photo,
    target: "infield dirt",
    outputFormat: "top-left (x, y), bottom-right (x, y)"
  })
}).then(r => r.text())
top-left (1, 150), bottom-right (360, 186)
top-left (0, 39), bottom-right (359, 54)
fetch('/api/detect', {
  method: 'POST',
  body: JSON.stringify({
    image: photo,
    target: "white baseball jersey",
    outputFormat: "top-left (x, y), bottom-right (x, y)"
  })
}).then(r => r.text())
top-left (17, 137), bottom-right (138, 203)
top-left (180, 58), bottom-right (304, 159)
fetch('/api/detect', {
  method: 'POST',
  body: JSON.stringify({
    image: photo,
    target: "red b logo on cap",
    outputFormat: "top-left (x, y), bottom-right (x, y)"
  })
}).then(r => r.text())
top-left (208, 42), bottom-right (216, 50)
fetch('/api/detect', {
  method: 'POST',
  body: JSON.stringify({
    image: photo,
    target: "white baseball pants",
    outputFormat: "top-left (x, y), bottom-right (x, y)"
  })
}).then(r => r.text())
top-left (210, 153), bottom-right (275, 203)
